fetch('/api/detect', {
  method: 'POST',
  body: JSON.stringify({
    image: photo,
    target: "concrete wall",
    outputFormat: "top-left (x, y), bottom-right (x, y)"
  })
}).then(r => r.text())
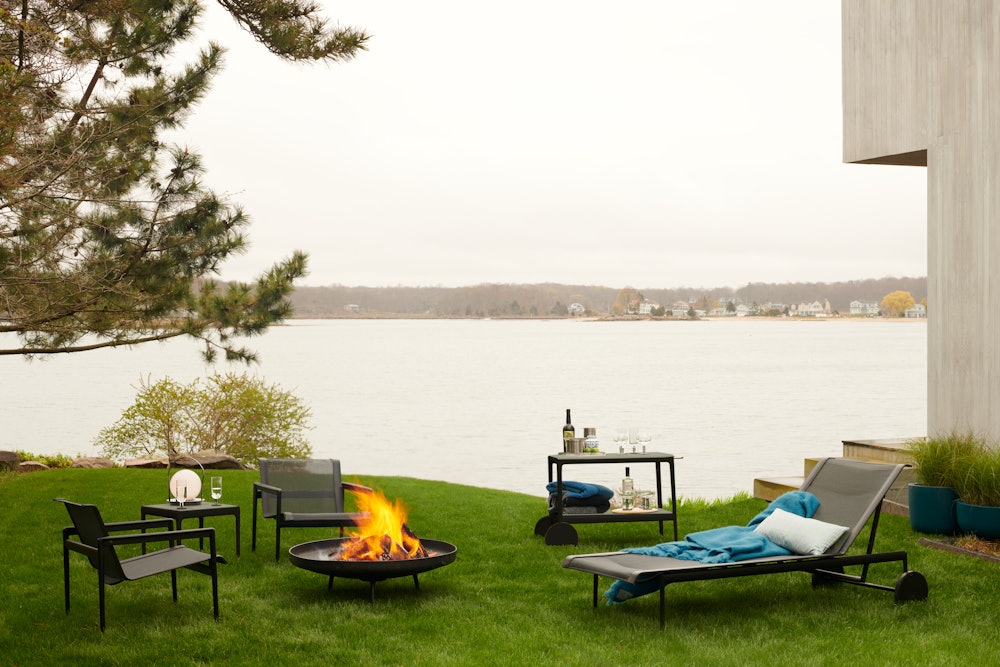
top-left (842, 1), bottom-right (1000, 439)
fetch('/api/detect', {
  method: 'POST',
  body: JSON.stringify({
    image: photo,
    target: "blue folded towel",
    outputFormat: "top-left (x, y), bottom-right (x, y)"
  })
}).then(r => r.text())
top-left (545, 480), bottom-right (615, 500)
top-left (605, 490), bottom-right (820, 604)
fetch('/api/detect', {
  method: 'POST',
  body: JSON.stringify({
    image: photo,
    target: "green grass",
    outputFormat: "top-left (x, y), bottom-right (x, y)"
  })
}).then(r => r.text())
top-left (1, 468), bottom-right (993, 666)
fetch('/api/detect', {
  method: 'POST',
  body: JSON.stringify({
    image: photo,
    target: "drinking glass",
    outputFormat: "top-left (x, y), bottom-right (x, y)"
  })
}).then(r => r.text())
top-left (210, 476), bottom-right (223, 505)
top-left (614, 429), bottom-right (627, 453)
top-left (628, 427), bottom-right (639, 453)
top-left (638, 429), bottom-right (652, 453)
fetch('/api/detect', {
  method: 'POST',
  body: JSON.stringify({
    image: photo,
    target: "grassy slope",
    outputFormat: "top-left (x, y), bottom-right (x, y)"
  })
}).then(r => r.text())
top-left (0, 468), bottom-right (990, 666)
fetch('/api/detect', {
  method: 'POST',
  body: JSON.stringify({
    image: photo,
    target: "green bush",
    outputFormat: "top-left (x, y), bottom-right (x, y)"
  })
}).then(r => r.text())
top-left (94, 373), bottom-right (313, 466)
top-left (905, 432), bottom-right (980, 487)
top-left (910, 432), bottom-right (1000, 506)
top-left (12, 450), bottom-right (75, 469)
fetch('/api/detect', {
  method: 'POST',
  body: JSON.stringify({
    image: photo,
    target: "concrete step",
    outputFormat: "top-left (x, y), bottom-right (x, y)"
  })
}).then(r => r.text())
top-left (752, 438), bottom-right (919, 504)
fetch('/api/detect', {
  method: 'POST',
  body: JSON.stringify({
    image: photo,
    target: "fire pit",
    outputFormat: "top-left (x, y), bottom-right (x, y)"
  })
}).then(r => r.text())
top-left (289, 537), bottom-right (457, 601)
top-left (287, 486), bottom-right (457, 601)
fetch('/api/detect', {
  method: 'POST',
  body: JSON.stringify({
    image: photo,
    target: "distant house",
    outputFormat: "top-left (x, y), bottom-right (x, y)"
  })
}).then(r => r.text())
top-left (735, 304), bottom-right (750, 317)
top-left (567, 302), bottom-right (586, 316)
top-left (905, 303), bottom-right (927, 318)
top-left (343, 304), bottom-right (360, 313)
top-left (638, 300), bottom-right (659, 315)
top-left (850, 300), bottom-right (880, 317)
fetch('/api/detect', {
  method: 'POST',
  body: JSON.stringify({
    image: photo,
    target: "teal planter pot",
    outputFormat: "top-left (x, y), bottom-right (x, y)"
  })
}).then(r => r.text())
top-left (907, 483), bottom-right (958, 535)
top-left (956, 500), bottom-right (1000, 540)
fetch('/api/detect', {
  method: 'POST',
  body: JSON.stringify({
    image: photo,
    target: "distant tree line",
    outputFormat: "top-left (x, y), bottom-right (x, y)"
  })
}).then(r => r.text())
top-left (287, 277), bottom-right (927, 318)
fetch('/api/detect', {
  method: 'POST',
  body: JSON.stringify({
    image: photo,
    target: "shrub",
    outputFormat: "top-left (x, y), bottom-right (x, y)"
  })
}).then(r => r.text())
top-left (905, 432), bottom-right (981, 487)
top-left (95, 373), bottom-right (313, 465)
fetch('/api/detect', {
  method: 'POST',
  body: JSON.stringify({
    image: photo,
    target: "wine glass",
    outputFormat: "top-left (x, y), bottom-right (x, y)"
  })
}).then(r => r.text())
top-left (628, 427), bottom-right (639, 453)
top-left (614, 429), bottom-right (627, 453)
top-left (638, 429), bottom-right (652, 453)
top-left (210, 476), bottom-right (223, 505)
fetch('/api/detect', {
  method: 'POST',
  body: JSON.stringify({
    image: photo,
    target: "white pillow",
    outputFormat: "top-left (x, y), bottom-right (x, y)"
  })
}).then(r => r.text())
top-left (754, 508), bottom-right (849, 555)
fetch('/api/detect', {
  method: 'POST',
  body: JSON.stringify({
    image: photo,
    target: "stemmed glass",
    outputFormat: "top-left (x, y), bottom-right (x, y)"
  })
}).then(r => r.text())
top-left (638, 429), bottom-right (652, 453)
top-left (210, 476), bottom-right (223, 505)
top-left (614, 429), bottom-right (627, 453)
top-left (628, 428), bottom-right (639, 453)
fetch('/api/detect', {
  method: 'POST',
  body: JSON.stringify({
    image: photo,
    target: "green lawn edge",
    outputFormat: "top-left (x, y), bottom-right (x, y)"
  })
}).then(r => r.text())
top-left (1, 468), bottom-right (990, 666)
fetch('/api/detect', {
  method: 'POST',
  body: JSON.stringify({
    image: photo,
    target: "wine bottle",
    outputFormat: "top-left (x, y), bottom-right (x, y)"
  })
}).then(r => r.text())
top-left (621, 466), bottom-right (634, 509)
top-left (562, 409), bottom-right (575, 450)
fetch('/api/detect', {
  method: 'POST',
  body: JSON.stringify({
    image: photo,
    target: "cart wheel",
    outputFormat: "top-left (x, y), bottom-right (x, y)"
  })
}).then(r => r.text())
top-left (894, 570), bottom-right (928, 603)
top-left (544, 522), bottom-right (578, 546)
top-left (534, 515), bottom-right (554, 537)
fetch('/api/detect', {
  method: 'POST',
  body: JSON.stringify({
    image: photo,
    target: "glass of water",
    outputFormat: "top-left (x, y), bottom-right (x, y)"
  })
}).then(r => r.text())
top-left (210, 476), bottom-right (223, 505)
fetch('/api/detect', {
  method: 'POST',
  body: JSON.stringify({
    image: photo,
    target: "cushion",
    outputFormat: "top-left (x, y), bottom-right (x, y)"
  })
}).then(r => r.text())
top-left (753, 508), bottom-right (849, 555)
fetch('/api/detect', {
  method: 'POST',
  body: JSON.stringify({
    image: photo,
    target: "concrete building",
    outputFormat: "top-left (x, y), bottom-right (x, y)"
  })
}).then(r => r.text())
top-left (842, 1), bottom-right (1000, 437)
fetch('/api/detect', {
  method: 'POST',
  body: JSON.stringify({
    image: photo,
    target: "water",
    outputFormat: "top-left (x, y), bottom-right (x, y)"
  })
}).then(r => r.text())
top-left (0, 319), bottom-right (926, 499)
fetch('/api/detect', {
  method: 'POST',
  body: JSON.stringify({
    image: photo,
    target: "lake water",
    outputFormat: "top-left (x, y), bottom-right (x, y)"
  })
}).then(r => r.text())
top-left (0, 318), bottom-right (926, 500)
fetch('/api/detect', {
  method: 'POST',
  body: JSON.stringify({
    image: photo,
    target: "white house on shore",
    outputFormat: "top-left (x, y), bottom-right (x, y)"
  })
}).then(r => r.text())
top-left (850, 300), bottom-right (880, 317)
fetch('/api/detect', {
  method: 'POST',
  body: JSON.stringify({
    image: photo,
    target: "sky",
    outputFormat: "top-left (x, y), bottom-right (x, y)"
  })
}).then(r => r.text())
top-left (177, 1), bottom-right (928, 290)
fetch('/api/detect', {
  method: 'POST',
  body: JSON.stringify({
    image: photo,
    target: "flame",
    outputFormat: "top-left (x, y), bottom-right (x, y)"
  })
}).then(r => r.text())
top-left (334, 488), bottom-right (427, 561)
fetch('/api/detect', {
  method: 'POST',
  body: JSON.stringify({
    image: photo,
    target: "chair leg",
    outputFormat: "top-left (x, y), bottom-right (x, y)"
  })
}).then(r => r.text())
top-left (171, 570), bottom-right (178, 601)
top-left (210, 533), bottom-right (219, 620)
top-left (99, 575), bottom-right (107, 632)
top-left (251, 496), bottom-right (258, 553)
top-left (63, 545), bottom-right (71, 615)
top-left (275, 525), bottom-right (281, 562)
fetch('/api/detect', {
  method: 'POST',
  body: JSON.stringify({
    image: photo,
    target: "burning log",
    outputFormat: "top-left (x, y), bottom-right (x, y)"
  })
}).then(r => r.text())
top-left (327, 487), bottom-right (429, 561)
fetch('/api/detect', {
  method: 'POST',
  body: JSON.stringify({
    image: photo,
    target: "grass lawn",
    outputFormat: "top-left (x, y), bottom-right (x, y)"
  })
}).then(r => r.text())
top-left (1, 467), bottom-right (993, 666)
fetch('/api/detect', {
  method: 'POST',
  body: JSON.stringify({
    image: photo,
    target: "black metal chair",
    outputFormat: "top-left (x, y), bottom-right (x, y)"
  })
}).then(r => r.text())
top-left (252, 458), bottom-right (370, 561)
top-left (56, 498), bottom-right (221, 631)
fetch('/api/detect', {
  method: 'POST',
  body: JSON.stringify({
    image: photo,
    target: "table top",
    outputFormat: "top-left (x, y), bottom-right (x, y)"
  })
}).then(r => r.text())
top-left (141, 502), bottom-right (240, 516)
top-left (549, 451), bottom-right (675, 464)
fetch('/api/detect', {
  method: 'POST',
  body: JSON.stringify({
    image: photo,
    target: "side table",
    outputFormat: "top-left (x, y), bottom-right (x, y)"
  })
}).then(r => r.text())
top-left (141, 502), bottom-right (241, 556)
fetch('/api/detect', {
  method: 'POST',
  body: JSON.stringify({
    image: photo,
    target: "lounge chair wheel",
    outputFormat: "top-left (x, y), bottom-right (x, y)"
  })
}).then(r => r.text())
top-left (534, 516), bottom-right (554, 537)
top-left (544, 521), bottom-right (578, 546)
top-left (894, 571), bottom-right (928, 603)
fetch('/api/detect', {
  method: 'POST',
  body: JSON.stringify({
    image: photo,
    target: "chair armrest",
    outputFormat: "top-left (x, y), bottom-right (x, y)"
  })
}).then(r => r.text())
top-left (102, 527), bottom-right (217, 550)
top-left (105, 518), bottom-right (174, 533)
top-left (254, 482), bottom-right (282, 497)
top-left (61, 517), bottom-right (174, 539)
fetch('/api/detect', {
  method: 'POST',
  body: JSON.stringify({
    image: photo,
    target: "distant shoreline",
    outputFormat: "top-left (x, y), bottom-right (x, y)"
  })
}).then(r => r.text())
top-left (286, 314), bottom-right (927, 323)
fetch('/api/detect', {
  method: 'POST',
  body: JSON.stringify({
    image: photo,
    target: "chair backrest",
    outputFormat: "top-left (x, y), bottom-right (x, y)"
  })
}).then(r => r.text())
top-left (259, 458), bottom-right (344, 516)
top-left (800, 458), bottom-right (904, 555)
top-left (56, 499), bottom-right (127, 580)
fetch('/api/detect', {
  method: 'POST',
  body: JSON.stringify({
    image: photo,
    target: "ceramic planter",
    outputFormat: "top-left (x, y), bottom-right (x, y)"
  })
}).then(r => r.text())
top-left (955, 500), bottom-right (1000, 539)
top-left (907, 483), bottom-right (958, 535)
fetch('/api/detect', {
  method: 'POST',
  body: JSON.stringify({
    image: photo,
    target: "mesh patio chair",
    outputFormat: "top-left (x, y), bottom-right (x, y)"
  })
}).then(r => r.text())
top-left (252, 458), bottom-right (370, 561)
top-left (56, 498), bottom-right (221, 632)
top-left (562, 458), bottom-right (928, 628)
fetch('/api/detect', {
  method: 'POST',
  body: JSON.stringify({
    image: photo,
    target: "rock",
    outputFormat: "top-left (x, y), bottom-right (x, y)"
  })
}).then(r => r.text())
top-left (72, 457), bottom-right (115, 469)
top-left (18, 461), bottom-right (50, 473)
top-left (186, 450), bottom-right (244, 470)
top-left (125, 457), bottom-right (168, 469)
top-left (0, 451), bottom-right (19, 472)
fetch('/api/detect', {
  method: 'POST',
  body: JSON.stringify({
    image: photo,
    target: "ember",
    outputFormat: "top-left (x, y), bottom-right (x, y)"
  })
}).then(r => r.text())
top-left (330, 488), bottom-right (428, 561)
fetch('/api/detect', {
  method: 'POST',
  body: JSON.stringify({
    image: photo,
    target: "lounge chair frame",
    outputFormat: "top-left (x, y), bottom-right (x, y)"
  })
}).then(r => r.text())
top-left (562, 458), bottom-right (928, 629)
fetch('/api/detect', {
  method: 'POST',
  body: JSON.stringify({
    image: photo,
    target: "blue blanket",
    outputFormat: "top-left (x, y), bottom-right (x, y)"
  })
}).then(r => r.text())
top-left (605, 491), bottom-right (819, 604)
top-left (545, 481), bottom-right (615, 500)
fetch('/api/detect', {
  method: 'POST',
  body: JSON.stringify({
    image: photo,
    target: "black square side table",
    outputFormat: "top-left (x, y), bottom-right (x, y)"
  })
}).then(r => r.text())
top-left (141, 502), bottom-right (241, 556)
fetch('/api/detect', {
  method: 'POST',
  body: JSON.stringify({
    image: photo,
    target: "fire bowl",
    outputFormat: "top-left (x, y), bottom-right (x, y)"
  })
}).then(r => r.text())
top-left (288, 537), bottom-right (457, 601)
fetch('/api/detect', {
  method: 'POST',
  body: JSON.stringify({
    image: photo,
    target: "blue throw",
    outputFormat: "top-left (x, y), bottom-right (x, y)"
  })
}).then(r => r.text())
top-left (545, 481), bottom-right (615, 500)
top-left (605, 490), bottom-right (820, 604)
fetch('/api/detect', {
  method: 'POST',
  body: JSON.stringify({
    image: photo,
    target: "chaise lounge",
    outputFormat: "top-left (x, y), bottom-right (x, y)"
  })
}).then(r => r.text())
top-left (562, 457), bottom-right (928, 628)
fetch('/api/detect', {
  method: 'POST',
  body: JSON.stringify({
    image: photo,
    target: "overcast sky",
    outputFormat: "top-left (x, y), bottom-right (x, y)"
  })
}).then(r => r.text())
top-left (180, 1), bottom-right (928, 289)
